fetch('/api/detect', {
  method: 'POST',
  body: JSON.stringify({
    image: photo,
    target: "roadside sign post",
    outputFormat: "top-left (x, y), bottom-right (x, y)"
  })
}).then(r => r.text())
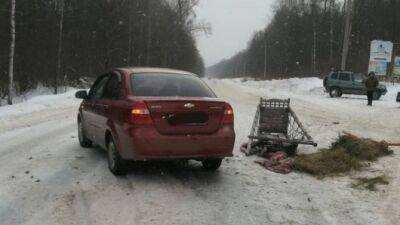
top-left (368, 40), bottom-right (393, 77)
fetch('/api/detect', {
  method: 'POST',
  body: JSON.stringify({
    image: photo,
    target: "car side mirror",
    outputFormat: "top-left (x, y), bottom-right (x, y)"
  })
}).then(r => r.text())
top-left (75, 90), bottom-right (88, 99)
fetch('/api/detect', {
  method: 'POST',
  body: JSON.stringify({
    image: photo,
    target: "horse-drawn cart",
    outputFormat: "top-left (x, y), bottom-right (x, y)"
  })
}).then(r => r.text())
top-left (242, 98), bottom-right (317, 156)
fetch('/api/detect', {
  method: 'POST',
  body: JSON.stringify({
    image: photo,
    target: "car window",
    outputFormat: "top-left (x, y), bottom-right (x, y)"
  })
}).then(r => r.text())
top-left (102, 74), bottom-right (121, 99)
top-left (331, 72), bottom-right (338, 79)
top-left (339, 73), bottom-right (351, 81)
top-left (131, 73), bottom-right (216, 97)
top-left (88, 75), bottom-right (109, 99)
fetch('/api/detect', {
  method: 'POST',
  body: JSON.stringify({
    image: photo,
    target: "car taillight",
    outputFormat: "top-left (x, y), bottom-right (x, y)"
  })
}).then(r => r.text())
top-left (130, 101), bottom-right (153, 125)
top-left (222, 103), bottom-right (234, 124)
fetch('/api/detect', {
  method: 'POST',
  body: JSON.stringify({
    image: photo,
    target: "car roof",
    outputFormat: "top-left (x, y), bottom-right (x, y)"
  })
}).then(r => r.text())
top-left (331, 71), bottom-right (354, 74)
top-left (117, 67), bottom-right (197, 76)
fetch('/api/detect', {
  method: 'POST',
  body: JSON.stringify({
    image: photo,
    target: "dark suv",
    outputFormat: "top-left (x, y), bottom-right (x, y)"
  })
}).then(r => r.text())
top-left (323, 71), bottom-right (387, 100)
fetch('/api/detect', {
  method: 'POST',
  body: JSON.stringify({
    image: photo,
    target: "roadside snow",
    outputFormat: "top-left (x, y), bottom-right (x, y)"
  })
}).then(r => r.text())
top-left (229, 77), bottom-right (399, 105)
top-left (230, 77), bottom-right (325, 96)
top-left (0, 89), bottom-right (78, 120)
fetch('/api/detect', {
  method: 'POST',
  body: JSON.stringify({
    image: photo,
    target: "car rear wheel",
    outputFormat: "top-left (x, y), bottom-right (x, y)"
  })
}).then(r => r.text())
top-left (329, 87), bottom-right (342, 98)
top-left (107, 138), bottom-right (126, 176)
top-left (78, 120), bottom-right (92, 148)
top-left (373, 91), bottom-right (381, 100)
top-left (202, 159), bottom-right (222, 171)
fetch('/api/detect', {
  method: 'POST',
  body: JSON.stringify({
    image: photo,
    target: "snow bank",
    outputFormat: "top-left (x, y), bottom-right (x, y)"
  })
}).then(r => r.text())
top-left (229, 77), bottom-right (325, 96)
top-left (0, 84), bottom-right (75, 105)
top-left (226, 77), bottom-right (400, 106)
top-left (0, 89), bottom-right (79, 120)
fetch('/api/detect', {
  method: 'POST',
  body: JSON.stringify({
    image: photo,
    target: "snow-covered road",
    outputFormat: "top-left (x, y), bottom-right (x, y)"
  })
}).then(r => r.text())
top-left (0, 78), bottom-right (399, 225)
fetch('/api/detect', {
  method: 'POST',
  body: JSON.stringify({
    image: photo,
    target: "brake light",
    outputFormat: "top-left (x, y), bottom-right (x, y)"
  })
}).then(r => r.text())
top-left (130, 101), bottom-right (153, 125)
top-left (222, 103), bottom-right (234, 124)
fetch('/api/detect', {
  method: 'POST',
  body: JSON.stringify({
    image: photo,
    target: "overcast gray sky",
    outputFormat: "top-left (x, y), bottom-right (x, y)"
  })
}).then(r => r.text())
top-left (195, 0), bottom-right (275, 67)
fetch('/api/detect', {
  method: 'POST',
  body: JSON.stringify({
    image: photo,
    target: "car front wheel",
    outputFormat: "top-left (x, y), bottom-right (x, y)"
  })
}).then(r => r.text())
top-left (202, 159), bottom-right (222, 171)
top-left (107, 138), bottom-right (126, 176)
top-left (78, 120), bottom-right (92, 148)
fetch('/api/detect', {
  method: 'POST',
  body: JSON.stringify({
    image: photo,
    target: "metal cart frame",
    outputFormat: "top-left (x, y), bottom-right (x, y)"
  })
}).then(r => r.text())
top-left (244, 98), bottom-right (317, 155)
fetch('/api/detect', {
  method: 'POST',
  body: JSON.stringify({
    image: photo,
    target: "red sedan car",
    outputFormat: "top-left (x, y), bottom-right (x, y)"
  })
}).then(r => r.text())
top-left (75, 67), bottom-right (235, 175)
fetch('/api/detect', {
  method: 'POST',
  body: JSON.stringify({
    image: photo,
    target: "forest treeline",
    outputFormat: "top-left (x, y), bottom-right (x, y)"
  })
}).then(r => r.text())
top-left (0, 0), bottom-right (205, 101)
top-left (208, 0), bottom-right (400, 79)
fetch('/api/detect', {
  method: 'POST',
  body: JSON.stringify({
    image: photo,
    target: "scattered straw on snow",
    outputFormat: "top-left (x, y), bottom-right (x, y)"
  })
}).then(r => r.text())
top-left (294, 133), bottom-right (393, 178)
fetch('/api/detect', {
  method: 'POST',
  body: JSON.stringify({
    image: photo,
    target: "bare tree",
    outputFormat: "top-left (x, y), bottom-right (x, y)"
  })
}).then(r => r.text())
top-left (174, 0), bottom-right (211, 35)
top-left (145, 0), bottom-right (153, 66)
top-left (127, 0), bottom-right (133, 66)
top-left (55, 0), bottom-right (65, 94)
top-left (7, 0), bottom-right (16, 105)
top-left (145, 15), bottom-right (152, 66)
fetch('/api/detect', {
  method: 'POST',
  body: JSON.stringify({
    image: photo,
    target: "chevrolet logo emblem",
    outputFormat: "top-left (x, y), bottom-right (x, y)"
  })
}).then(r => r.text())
top-left (184, 103), bottom-right (195, 108)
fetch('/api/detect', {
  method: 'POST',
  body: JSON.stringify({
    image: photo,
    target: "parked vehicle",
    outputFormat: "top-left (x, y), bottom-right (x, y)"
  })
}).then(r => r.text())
top-left (75, 67), bottom-right (235, 175)
top-left (397, 92), bottom-right (400, 102)
top-left (323, 71), bottom-right (387, 100)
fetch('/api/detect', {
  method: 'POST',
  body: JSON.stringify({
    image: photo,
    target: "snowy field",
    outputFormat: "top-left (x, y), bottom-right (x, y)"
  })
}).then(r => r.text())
top-left (0, 77), bottom-right (399, 225)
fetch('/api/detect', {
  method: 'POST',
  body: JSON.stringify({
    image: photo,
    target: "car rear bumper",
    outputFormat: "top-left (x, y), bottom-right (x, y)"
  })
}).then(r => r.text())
top-left (120, 125), bottom-right (235, 160)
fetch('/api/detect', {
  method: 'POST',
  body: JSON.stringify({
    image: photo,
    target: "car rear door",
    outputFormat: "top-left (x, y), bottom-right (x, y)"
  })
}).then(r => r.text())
top-left (89, 74), bottom-right (110, 145)
top-left (82, 75), bottom-right (109, 142)
top-left (94, 72), bottom-right (124, 149)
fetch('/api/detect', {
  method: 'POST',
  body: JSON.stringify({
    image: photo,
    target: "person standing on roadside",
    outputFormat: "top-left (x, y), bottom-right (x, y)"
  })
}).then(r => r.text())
top-left (365, 72), bottom-right (379, 106)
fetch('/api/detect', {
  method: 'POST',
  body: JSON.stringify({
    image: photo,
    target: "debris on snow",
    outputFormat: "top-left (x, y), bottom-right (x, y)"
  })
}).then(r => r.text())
top-left (351, 175), bottom-right (389, 191)
top-left (254, 151), bottom-right (295, 174)
top-left (294, 133), bottom-right (393, 177)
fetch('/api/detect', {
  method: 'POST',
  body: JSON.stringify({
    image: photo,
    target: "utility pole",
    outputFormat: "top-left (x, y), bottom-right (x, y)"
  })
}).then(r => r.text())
top-left (341, 0), bottom-right (353, 71)
top-left (263, 34), bottom-right (267, 79)
top-left (329, 0), bottom-right (335, 65)
top-left (312, 22), bottom-right (317, 72)
top-left (8, 0), bottom-right (16, 105)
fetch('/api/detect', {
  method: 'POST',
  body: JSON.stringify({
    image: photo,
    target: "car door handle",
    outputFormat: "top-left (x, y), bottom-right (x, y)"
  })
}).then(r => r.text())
top-left (95, 104), bottom-right (109, 110)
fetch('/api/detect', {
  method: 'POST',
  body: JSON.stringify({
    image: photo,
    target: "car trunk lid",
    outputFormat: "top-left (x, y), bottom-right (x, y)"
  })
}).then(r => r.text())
top-left (144, 98), bottom-right (225, 135)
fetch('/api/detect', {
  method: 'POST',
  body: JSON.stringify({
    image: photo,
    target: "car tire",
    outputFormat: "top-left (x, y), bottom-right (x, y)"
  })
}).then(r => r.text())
top-left (78, 120), bottom-right (92, 148)
top-left (202, 159), bottom-right (222, 171)
top-left (373, 91), bottom-right (381, 100)
top-left (329, 87), bottom-right (342, 98)
top-left (107, 138), bottom-right (126, 176)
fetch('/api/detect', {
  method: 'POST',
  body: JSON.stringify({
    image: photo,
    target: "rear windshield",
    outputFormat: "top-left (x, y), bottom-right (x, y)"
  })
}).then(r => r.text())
top-left (131, 73), bottom-right (216, 97)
